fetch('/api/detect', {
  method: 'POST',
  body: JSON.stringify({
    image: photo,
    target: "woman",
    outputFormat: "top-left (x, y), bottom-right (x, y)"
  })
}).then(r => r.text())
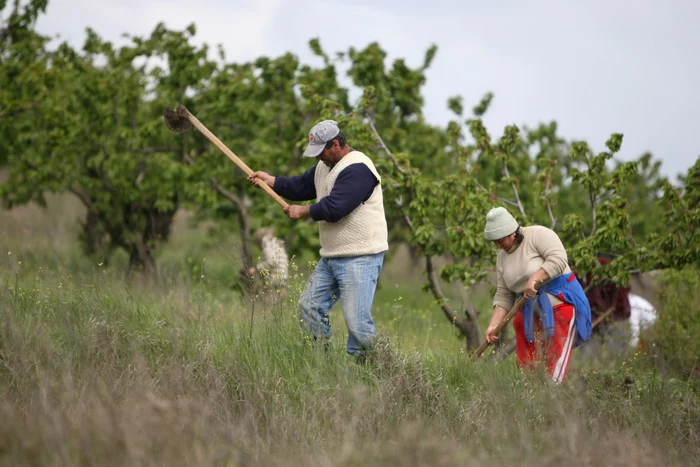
top-left (483, 207), bottom-right (591, 383)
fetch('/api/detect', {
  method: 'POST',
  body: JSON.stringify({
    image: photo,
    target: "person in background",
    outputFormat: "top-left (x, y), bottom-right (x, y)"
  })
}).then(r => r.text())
top-left (627, 293), bottom-right (657, 348)
top-left (483, 207), bottom-right (592, 383)
top-left (248, 227), bottom-right (289, 302)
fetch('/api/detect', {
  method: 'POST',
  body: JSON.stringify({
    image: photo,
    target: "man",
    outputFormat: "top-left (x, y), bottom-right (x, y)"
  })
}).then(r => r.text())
top-left (248, 120), bottom-right (388, 356)
top-left (248, 227), bottom-right (289, 303)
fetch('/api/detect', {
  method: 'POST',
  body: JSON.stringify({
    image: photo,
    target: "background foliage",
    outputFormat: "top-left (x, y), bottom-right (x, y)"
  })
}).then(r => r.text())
top-left (1, 0), bottom-right (698, 350)
top-left (2, 2), bottom-right (700, 464)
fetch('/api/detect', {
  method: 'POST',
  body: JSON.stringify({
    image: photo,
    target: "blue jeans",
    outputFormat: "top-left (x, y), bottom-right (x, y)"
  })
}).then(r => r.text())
top-left (299, 252), bottom-right (384, 356)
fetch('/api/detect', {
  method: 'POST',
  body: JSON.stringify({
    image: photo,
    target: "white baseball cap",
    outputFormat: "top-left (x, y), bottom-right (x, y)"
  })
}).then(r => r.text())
top-left (303, 120), bottom-right (340, 157)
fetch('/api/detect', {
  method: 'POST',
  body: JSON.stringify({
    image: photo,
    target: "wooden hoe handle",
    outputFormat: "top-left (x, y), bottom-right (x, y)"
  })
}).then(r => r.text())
top-left (178, 106), bottom-right (289, 209)
top-left (469, 295), bottom-right (530, 362)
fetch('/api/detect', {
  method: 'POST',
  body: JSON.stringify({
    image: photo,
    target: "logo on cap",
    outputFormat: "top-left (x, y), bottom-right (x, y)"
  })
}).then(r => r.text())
top-left (309, 135), bottom-right (314, 142)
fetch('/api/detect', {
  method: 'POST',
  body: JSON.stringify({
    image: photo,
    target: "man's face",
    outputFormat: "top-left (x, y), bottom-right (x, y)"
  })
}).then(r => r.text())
top-left (316, 141), bottom-right (338, 168)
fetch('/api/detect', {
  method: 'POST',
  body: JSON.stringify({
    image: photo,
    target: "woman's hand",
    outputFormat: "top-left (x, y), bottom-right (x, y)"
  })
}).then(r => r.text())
top-left (524, 277), bottom-right (539, 299)
top-left (485, 305), bottom-right (508, 344)
top-left (485, 324), bottom-right (501, 344)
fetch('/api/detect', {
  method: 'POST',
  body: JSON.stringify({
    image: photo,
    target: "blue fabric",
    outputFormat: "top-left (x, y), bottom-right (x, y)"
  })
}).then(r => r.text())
top-left (298, 252), bottom-right (384, 356)
top-left (520, 272), bottom-right (592, 347)
top-left (273, 167), bottom-right (317, 201)
top-left (273, 164), bottom-right (378, 223)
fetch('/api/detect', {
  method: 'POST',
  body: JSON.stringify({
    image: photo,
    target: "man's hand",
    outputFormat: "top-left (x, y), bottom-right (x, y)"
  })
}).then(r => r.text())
top-left (284, 205), bottom-right (310, 221)
top-left (248, 171), bottom-right (275, 189)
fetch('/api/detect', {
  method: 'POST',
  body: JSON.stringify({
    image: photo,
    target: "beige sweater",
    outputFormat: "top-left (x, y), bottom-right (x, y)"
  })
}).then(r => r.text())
top-left (313, 151), bottom-right (389, 258)
top-left (493, 225), bottom-right (571, 310)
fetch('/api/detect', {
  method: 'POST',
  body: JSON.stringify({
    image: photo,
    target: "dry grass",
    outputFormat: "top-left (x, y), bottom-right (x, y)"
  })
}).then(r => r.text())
top-left (1, 194), bottom-right (699, 466)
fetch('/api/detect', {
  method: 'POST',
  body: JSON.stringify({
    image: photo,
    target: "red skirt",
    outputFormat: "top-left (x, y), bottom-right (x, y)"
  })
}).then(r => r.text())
top-left (512, 301), bottom-right (577, 384)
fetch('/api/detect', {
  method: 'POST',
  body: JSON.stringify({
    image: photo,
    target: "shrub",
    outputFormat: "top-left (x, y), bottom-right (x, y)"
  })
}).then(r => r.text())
top-left (653, 266), bottom-right (700, 380)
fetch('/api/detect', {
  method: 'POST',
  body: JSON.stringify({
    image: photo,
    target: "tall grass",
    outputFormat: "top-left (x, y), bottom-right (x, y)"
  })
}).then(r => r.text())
top-left (1, 195), bottom-right (699, 466)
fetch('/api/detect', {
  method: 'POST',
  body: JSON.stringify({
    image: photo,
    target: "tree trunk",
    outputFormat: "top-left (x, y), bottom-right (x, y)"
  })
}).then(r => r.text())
top-left (425, 255), bottom-right (481, 350)
top-left (462, 305), bottom-right (482, 351)
top-left (81, 209), bottom-right (110, 260)
top-left (128, 231), bottom-right (155, 276)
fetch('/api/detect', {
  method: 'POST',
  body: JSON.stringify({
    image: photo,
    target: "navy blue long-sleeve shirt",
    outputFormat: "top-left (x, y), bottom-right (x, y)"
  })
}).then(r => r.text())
top-left (274, 163), bottom-right (379, 223)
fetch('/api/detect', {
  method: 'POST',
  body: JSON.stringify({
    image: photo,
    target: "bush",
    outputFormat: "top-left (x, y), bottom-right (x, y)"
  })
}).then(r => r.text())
top-left (653, 266), bottom-right (700, 380)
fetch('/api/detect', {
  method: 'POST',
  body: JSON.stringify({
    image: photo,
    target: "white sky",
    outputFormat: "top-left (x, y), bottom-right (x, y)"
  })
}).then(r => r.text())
top-left (29, 0), bottom-right (700, 180)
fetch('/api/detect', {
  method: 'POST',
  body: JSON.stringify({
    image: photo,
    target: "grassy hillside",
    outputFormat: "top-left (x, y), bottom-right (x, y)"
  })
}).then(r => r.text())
top-left (1, 195), bottom-right (699, 466)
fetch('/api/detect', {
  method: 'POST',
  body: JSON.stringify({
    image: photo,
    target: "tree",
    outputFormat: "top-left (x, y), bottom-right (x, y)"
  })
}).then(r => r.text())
top-left (0, 0), bottom-right (50, 166)
top-left (2, 3), bottom-right (697, 352)
top-left (1, 19), bottom-right (213, 273)
top-left (302, 40), bottom-right (699, 350)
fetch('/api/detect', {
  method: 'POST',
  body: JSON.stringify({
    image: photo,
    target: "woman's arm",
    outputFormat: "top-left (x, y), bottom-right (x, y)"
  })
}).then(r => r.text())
top-left (488, 259), bottom-right (516, 343)
top-left (485, 305), bottom-right (509, 344)
top-left (532, 226), bottom-right (569, 279)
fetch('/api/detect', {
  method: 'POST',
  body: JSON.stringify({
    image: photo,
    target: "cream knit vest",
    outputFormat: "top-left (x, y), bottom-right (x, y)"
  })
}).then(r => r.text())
top-left (313, 151), bottom-right (389, 258)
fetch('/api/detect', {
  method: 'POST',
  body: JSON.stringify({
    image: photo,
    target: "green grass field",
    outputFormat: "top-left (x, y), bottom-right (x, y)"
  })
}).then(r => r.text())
top-left (1, 195), bottom-right (699, 466)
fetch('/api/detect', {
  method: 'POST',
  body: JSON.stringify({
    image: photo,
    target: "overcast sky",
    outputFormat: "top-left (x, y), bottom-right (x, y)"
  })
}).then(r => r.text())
top-left (31, 0), bottom-right (700, 181)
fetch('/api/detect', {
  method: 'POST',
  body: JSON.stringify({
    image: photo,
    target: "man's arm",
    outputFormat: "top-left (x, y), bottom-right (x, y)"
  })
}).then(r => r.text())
top-left (273, 167), bottom-right (317, 201)
top-left (308, 164), bottom-right (378, 223)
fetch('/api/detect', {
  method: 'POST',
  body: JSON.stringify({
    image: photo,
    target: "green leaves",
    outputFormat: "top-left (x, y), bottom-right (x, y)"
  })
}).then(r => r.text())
top-left (605, 133), bottom-right (624, 154)
top-left (2, 3), bottom-right (697, 292)
top-left (447, 96), bottom-right (463, 117)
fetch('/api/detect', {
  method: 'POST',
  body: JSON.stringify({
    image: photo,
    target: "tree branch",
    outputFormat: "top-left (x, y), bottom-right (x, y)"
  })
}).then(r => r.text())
top-left (503, 162), bottom-right (526, 217)
top-left (543, 174), bottom-right (557, 229)
top-left (426, 255), bottom-right (470, 334)
top-left (209, 177), bottom-right (245, 207)
top-left (70, 188), bottom-right (93, 210)
top-left (497, 197), bottom-right (520, 208)
top-left (369, 116), bottom-right (480, 348)
top-left (686, 216), bottom-right (698, 249)
top-left (368, 118), bottom-right (407, 177)
top-left (582, 153), bottom-right (598, 236)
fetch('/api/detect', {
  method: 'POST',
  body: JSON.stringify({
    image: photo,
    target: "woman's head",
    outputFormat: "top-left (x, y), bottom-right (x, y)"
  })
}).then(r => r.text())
top-left (484, 207), bottom-right (519, 251)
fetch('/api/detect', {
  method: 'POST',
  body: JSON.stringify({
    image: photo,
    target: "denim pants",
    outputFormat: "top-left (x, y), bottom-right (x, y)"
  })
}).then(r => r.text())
top-left (299, 252), bottom-right (384, 356)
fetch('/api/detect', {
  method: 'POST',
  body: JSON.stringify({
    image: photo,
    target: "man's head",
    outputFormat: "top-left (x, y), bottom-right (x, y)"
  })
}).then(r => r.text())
top-left (303, 120), bottom-right (350, 168)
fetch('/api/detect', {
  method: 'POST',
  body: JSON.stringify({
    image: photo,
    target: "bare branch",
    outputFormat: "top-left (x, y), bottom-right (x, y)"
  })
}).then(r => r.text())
top-left (497, 197), bottom-right (520, 208)
top-left (368, 118), bottom-right (407, 177)
top-left (209, 177), bottom-right (245, 207)
top-left (426, 256), bottom-right (469, 333)
top-left (70, 188), bottom-right (92, 210)
top-left (592, 306), bottom-right (617, 328)
top-left (464, 161), bottom-right (489, 193)
top-left (543, 174), bottom-right (557, 229)
top-left (503, 162), bottom-right (526, 217)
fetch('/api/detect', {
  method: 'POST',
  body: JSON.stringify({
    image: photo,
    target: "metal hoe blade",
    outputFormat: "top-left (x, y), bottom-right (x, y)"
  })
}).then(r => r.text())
top-left (163, 106), bottom-right (192, 133)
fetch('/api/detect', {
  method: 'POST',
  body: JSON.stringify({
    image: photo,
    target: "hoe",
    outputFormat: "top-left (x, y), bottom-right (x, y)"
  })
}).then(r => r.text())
top-left (163, 105), bottom-right (289, 209)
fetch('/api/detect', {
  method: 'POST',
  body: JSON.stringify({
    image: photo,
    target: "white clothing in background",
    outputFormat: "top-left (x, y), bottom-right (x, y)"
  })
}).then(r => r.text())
top-left (628, 294), bottom-right (657, 347)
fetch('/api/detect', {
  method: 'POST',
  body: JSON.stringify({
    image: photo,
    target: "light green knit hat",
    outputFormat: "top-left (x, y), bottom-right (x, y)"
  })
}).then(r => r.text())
top-left (484, 207), bottom-right (519, 241)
